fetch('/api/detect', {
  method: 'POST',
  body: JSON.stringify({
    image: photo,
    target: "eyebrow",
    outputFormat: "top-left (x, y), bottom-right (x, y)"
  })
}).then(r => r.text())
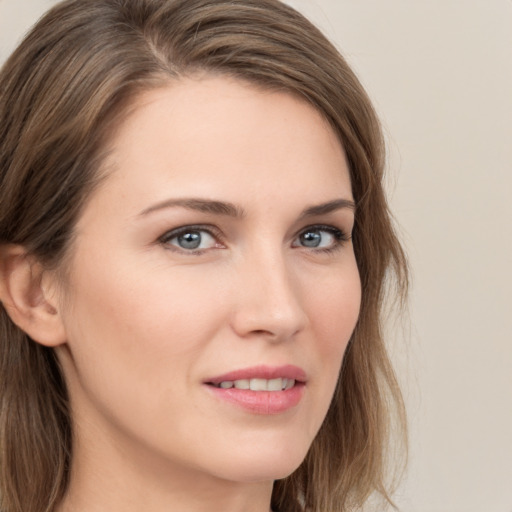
top-left (139, 198), bottom-right (246, 218)
top-left (139, 197), bottom-right (356, 219)
top-left (298, 198), bottom-right (356, 219)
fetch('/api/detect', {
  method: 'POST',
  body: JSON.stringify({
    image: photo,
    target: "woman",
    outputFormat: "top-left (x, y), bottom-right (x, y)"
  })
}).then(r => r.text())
top-left (0, 0), bottom-right (407, 511)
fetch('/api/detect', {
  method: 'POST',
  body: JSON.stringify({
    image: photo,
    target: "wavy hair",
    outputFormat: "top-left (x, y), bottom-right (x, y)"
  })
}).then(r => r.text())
top-left (0, 1), bottom-right (408, 510)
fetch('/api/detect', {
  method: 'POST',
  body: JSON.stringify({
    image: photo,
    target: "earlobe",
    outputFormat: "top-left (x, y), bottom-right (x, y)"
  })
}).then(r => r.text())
top-left (0, 245), bottom-right (67, 347)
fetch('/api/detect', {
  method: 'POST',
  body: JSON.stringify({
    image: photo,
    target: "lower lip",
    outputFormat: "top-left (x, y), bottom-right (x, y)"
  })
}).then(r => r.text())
top-left (206, 383), bottom-right (305, 414)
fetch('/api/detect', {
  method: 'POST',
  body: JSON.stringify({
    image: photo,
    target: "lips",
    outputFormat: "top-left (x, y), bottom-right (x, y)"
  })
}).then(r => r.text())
top-left (204, 365), bottom-right (306, 414)
top-left (205, 364), bottom-right (307, 385)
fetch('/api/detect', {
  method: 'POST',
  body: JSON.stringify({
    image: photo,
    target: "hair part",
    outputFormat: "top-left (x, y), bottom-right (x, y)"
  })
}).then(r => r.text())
top-left (0, 1), bottom-right (408, 511)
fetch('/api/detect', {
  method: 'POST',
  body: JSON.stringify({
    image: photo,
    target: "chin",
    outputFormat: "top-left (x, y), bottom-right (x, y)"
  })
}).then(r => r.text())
top-left (210, 441), bottom-right (309, 483)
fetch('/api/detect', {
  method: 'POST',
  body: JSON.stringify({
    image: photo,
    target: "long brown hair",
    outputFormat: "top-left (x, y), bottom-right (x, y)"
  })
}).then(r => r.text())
top-left (0, 1), bottom-right (408, 511)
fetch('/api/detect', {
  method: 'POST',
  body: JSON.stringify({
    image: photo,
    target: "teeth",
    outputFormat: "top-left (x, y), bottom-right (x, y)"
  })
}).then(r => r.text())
top-left (234, 379), bottom-right (250, 390)
top-left (250, 378), bottom-right (269, 391)
top-left (266, 378), bottom-right (283, 391)
top-left (216, 378), bottom-right (296, 391)
top-left (233, 379), bottom-right (250, 389)
top-left (285, 378), bottom-right (295, 390)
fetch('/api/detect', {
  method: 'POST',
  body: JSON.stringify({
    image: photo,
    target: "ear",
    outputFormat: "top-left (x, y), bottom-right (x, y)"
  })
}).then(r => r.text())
top-left (0, 245), bottom-right (67, 347)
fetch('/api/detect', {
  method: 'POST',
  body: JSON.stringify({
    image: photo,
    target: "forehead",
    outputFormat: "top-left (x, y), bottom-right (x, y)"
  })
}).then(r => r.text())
top-left (88, 75), bottom-right (351, 218)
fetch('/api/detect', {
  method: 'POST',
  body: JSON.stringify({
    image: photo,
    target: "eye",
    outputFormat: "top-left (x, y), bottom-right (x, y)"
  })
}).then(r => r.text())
top-left (293, 225), bottom-right (348, 252)
top-left (159, 226), bottom-right (222, 253)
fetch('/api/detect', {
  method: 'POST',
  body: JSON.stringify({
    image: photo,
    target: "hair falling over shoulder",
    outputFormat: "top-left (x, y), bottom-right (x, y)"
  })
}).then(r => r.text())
top-left (0, 1), bottom-right (408, 511)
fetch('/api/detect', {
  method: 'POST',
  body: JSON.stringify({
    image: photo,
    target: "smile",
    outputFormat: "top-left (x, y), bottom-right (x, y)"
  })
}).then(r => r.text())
top-left (212, 378), bottom-right (296, 391)
top-left (204, 365), bottom-right (306, 414)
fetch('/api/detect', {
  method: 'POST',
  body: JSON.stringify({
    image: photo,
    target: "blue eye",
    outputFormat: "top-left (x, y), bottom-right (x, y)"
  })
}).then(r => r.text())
top-left (293, 226), bottom-right (348, 251)
top-left (160, 227), bottom-right (219, 252)
top-left (159, 224), bottom-right (348, 255)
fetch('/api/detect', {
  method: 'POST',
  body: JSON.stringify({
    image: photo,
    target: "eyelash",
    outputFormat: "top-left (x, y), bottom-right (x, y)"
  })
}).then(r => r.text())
top-left (158, 224), bottom-right (350, 256)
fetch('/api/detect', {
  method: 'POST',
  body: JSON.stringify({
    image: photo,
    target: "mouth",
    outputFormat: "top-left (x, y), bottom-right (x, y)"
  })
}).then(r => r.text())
top-left (209, 377), bottom-right (297, 391)
top-left (204, 365), bottom-right (306, 414)
top-left (204, 364), bottom-right (306, 389)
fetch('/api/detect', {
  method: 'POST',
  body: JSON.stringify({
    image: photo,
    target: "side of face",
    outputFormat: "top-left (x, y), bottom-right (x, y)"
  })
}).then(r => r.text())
top-left (47, 76), bottom-right (361, 485)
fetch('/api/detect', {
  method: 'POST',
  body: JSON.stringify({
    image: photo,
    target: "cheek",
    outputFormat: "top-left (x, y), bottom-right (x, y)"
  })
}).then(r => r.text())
top-left (297, 258), bottom-right (361, 428)
top-left (309, 261), bottom-right (361, 350)
top-left (58, 255), bottom-right (228, 446)
top-left (66, 252), bottom-right (221, 346)
top-left (312, 265), bottom-right (360, 384)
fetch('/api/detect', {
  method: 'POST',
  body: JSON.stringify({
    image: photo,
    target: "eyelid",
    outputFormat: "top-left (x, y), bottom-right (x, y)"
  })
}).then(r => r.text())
top-left (157, 222), bottom-right (351, 255)
top-left (158, 224), bottom-right (225, 254)
top-left (298, 223), bottom-right (350, 237)
top-left (158, 224), bottom-right (223, 241)
top-left (292, 224), bottom-right (351, 252)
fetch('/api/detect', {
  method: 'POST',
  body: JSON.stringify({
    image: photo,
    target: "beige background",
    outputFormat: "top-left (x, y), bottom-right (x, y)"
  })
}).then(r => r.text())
top-left (1, 1), bottom-right (511, 511)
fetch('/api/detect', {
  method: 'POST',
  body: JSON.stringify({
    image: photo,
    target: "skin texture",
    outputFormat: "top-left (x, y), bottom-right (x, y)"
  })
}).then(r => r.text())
top-left (47, 76), bottom-right (361, 512)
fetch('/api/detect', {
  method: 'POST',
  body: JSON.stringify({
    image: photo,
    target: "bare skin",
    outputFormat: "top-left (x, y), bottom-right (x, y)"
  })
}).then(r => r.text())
top-left (35, 76), bottom-right (360, 512)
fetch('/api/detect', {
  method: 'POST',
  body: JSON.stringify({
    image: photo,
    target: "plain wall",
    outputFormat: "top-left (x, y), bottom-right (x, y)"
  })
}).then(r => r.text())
top-left (1, 1), bottom-right (511, 511)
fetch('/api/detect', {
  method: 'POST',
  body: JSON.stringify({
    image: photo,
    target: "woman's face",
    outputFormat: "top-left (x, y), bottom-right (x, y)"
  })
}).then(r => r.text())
top-left (55, 76), bottom-right (361, 486)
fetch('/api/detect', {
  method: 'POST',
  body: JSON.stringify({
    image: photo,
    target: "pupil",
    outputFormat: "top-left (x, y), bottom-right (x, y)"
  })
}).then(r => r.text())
top-left (178, 231), bottom-right (201, 249)
top-left (301, 231), bottom-right (321, 247)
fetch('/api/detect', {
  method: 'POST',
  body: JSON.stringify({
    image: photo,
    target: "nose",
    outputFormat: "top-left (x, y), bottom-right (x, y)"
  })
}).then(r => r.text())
top-left (230, 249), bottom-right (308, 342)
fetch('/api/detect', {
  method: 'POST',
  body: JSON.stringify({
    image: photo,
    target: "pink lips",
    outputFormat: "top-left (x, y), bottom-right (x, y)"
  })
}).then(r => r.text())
top-left (204, 365), bottom-right (306, 415)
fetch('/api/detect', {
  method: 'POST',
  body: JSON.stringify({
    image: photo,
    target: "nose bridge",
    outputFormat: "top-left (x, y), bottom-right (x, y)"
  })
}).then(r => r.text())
top-left (231, 243), bottom-right (308, 340)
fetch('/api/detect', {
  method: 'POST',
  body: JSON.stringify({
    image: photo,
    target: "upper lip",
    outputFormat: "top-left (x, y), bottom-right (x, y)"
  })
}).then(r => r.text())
top-left (205, 364), bottom-right (307, 385)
